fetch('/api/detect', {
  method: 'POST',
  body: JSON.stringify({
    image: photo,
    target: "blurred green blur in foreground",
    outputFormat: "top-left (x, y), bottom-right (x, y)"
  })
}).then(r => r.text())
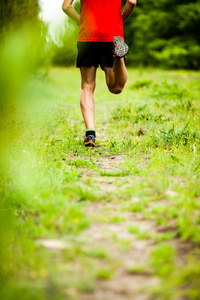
top-left (1, 1), bottom-right (200, 300)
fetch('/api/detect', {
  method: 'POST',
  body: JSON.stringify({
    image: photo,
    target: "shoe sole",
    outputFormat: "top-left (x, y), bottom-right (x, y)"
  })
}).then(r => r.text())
top-left (84, 141), bottom-right (95, 147)
top-left (113, 36), bottom-right (128, 58)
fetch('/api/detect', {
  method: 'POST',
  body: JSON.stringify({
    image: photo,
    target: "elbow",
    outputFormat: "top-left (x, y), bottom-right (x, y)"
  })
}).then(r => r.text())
top-left (127, 0), bottom-right (137, 6)
top-left (62, 2), bottom-right (70, 13)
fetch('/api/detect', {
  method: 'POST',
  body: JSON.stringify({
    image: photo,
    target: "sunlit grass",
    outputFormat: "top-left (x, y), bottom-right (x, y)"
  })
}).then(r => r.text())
top-left (1, 35), bottom-right (200, 299)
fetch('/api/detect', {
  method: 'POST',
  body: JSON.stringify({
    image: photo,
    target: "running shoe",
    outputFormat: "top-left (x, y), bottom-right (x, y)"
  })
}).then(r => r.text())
top-left (84, 135), bottom-right (96, 147)
top-left (113, 36), bottom-right (129, 58)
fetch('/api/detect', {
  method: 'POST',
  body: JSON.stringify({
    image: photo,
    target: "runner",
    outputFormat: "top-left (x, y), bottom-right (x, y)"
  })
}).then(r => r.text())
top-left (62, 0), bottom-right (137, 147)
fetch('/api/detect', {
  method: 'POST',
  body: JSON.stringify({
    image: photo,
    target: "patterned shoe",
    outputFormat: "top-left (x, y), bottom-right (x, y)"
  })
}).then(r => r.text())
top-left (84, 135), bottom-right (96, 147)
top-left (113, 36), bottom-right (129, 58)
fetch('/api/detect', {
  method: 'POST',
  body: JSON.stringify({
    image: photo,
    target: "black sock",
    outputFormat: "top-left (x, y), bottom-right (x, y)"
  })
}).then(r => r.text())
top-left (86, 130), bottom-right (96, 137)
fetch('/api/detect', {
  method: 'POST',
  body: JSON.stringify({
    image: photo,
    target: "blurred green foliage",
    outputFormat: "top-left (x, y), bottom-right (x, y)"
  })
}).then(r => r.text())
top-left (0, 0), bottom-right (48, 296)
top-left (50, 1), bottom-right (80, 67)
top-left (51, 23), bottom-right (79, 66)
top-left (0, 0), bottom-right (40, 30)
top-left (124, 0), bottom-right (200, 69)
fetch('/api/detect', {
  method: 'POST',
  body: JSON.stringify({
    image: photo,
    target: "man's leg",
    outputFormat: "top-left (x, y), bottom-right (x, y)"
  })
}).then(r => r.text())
top-left (80, 66), bottom-right (97, 129)
top-left (104, 57), bottom-right (127, 94)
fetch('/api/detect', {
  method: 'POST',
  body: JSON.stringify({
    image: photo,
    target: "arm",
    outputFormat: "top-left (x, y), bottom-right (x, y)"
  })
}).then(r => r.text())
top-left (62, 0), bottom-right (80, 26)
top-left (122, 0), bottom-right (137, 23)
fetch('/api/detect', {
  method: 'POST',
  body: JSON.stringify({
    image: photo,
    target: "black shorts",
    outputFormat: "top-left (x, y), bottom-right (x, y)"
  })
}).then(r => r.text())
top-left (76, 42), bottom-right (114, 70)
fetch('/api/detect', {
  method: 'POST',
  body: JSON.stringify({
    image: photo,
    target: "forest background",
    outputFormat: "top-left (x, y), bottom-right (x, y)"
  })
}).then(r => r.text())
top-left (1, 0), bottom-right (200, 69)
top-left (51, 0), bottom-right (200, 69)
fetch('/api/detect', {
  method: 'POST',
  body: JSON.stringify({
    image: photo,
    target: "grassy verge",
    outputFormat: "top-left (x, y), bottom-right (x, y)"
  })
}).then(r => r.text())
top-left (1, 67), bottom-right (200, 300)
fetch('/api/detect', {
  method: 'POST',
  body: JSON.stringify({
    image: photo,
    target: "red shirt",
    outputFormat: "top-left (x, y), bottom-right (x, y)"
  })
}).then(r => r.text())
top-left (78, 0), bottom-right (124, 42)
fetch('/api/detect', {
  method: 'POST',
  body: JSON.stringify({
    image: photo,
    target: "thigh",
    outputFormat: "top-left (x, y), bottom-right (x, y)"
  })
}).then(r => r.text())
top-left (103, 66), bottom-right (113, 86)
top-left (103, 57), bottom-right (127, 85)
top-left (80, 66), bottom-right (97, 88)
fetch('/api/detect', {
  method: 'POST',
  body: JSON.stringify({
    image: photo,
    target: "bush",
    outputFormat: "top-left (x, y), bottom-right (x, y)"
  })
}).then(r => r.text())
top-left (124, 0), bottom-right (200, 69)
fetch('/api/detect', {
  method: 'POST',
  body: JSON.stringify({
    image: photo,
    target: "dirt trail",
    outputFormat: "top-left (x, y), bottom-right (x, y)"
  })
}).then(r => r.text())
top-left (38, 152), bottom-right (194, 300)
top-left (77, 154), bottom-right (194, 300)
top-left (79, 205), bottom-right (159, 299)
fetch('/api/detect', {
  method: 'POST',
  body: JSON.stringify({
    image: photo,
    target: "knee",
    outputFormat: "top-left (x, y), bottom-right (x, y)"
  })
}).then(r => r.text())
top-left (109, 86), bottom-right (123, 95)
top-left (81, 82), bottom-right (96, 93)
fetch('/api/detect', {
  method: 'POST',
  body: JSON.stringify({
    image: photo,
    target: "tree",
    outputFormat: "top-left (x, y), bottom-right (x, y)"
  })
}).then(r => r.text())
top-left (51, 1), bottom-right (80, 67)
top-left (124, 0), bottom-right (200, 69)
top-left (0, 0), bottom-right (40, 30)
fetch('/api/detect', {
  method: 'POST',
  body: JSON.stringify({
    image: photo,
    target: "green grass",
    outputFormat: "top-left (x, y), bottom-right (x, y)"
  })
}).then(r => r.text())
top-left (1, 67), bottom-right (200, 300)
